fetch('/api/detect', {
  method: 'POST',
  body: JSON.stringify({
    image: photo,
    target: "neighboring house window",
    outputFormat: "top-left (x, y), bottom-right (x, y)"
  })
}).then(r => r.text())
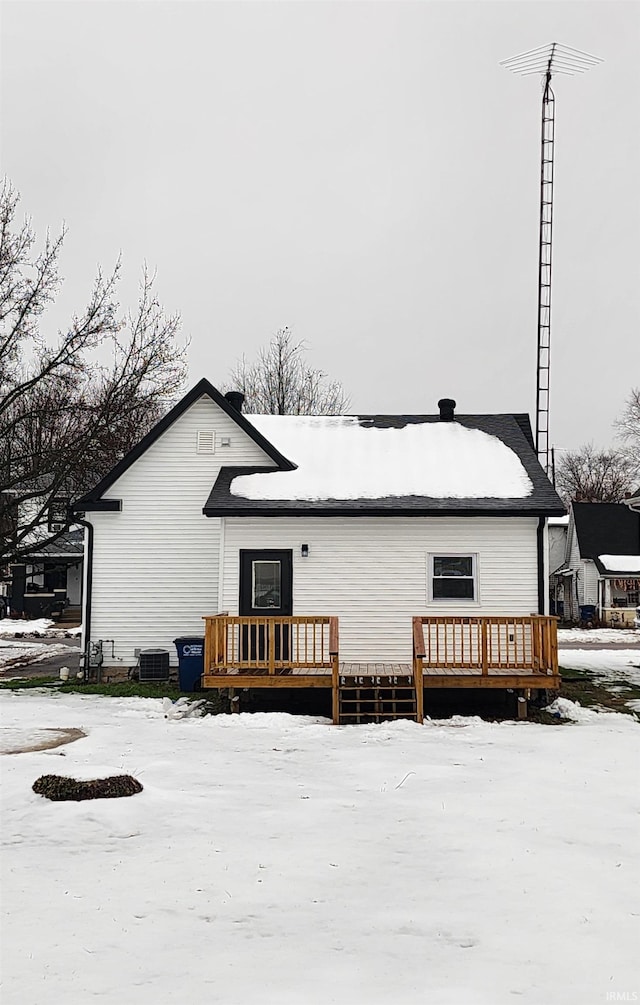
top-left (48, 497), bottom-right (69, 532)
top-left (428, 554), bottom-right (477, 601)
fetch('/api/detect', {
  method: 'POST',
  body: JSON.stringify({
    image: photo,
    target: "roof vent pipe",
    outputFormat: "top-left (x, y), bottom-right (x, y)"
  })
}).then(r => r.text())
top-left (224, 391), bottom-right (245, 413)
top-left (438, 398), bottom-right (456, 421)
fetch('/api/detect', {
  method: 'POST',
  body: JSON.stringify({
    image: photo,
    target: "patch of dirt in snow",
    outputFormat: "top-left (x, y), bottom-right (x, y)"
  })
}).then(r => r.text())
top-left (0, 726), bottom-right (86, 755)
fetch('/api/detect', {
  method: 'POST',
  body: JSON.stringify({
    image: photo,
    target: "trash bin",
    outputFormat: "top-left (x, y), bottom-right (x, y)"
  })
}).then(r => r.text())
top-left (579, 605), bottom-right (596, 624)
top-left (173, 637), bottom-right (205, 691)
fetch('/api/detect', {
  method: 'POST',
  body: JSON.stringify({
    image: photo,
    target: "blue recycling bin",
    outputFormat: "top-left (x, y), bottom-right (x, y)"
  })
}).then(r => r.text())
top-left (173, 637), bottom-right (205, 691)
top-left (579, 605), bottom-right (596, 624)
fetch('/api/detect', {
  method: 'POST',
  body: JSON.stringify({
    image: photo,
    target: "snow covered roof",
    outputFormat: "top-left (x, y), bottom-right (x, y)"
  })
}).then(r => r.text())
top-left (70, 378), bottom-right (564, 518)
top-left (205, 413), bottom-right (565, 516)
top-left (231, 415), bottom-right (532, 501)
top-left (596, 555), bottom-right (640, 575)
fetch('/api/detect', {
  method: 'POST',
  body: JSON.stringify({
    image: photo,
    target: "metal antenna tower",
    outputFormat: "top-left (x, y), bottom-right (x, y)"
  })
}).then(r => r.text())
top-left (500, 42), bottom-right (602, 473)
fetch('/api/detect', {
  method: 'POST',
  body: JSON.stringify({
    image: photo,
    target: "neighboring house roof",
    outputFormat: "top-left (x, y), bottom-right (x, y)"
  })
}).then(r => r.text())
top-left (73, 379), bottom-right (295, 511)
top-left (23, 529), bottom-right (84, 560)
top-left (594, 554), bottom-right (640, 576)
top-left (572, 503), bottom-right (640, 560)
top-left (624, 486), bottom-right (640, 512)
top-left (204, 413), bottom-right (565, 517)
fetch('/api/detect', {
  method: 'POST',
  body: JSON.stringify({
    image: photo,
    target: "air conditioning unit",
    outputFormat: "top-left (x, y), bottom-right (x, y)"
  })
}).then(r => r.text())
top-left (138, 648), bottom-right (170, 682)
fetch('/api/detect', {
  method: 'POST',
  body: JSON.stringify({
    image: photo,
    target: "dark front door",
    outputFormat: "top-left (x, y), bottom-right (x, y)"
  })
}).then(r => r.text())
top-left (239, 550), bottom-right (293, 662)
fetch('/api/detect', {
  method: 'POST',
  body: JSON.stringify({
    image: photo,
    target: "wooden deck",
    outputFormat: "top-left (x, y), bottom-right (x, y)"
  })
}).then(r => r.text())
top-left (201, 614), bottom-right (560, 723)
top-left (413, 615), bottom-right (560, 689)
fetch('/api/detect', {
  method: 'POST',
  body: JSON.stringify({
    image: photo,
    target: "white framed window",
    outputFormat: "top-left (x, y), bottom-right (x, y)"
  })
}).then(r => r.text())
top-left (428, 554), bottom-right (478, 603)
top-left (196, 430), bottom-right (216, 454)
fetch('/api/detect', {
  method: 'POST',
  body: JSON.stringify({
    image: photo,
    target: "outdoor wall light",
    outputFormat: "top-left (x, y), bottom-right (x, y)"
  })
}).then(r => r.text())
top-left (301, 544), bottom-right (309, 558)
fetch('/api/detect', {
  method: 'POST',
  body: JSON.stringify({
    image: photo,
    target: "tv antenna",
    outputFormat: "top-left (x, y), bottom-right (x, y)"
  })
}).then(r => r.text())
top-left (500, 42), bottom-right (602, 474)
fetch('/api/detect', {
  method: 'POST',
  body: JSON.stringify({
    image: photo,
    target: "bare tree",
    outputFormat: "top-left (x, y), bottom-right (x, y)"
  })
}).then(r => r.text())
top-left (0, 181), bottom-right (187, 564)
top-left (554, 444), bottom-right (636, 504)
top-left (615, 387), bottom-right (640, 471)
top-left (227, 327), bottom-right (349, 415)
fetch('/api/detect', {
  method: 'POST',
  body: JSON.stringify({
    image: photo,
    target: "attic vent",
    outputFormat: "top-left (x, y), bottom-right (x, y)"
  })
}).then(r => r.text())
top-left (196, 430), bottom-right (216, 454)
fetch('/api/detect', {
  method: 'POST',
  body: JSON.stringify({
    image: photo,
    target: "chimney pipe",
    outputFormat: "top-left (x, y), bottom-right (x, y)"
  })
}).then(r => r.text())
top-left (438, 398), bottom-right (456, 421)
top-left (224, 391), bottom-right (245, 413)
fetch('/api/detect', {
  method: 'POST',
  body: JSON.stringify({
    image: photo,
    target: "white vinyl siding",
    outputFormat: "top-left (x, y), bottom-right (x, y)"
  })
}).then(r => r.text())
top-left (223, 517), bottom-right (540, 662)
top-left (87, 396), bottom-right (273, 666)
top-left (548, 524), bottom-right (567, 575)
top-left (582, 559), bottom-right (599, 605)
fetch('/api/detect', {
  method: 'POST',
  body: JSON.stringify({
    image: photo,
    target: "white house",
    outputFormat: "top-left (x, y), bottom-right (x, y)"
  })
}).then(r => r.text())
top-left (548, 514), bottom-right (570, 616)
top-left (553, 502), bottom-right (640, 625)
top-left (73, 379), bottom-right (565, 699)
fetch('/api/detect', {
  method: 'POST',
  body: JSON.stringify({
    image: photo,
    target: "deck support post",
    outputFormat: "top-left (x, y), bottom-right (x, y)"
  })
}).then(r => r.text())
top-left (516, 692), bottom-right (528, 720)
top-left (414, 660), bottom-right (424, 723)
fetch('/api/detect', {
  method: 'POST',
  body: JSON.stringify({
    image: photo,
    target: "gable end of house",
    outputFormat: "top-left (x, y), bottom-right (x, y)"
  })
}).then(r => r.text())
top-left (72, 379), bottom-right (296, 511)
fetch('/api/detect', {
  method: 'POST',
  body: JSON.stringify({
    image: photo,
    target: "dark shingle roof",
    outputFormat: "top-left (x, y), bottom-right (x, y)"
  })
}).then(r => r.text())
top-left (203, 413), bottom-right (565, 517)
top-left (573, 503), bottom-right (640, 559)
top-left (23, 529), bottom-right (85, 558)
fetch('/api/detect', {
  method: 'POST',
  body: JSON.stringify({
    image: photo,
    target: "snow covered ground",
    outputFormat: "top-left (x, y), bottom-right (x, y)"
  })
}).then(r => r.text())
top-left (0, 618), bottom-right (81, 639)
top-left (1, 691), bottom-right (639, 1005)
top-left (557, 627), bottom-right (639, 645)
top-left (558, 648), bottom-right (640, 689)
top-left (0, 638), bottom-right (79, 673)
top-left (0, 620), bottom-right (81, 673)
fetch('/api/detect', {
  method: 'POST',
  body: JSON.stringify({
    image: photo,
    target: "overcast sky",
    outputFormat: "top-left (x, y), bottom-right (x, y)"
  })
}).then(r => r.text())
top-left (2, 1), bottom-right (638, 451)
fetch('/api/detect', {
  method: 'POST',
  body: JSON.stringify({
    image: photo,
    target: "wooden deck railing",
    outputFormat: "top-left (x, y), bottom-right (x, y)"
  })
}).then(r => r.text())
top-left (203, 615), bottom-right (339, 677)
top-left (412, 615), bottom-right (558, 677)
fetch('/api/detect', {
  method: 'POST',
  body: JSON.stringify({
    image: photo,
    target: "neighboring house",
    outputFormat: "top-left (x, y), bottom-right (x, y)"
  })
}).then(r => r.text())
top-left (2, 489), bottom-right (84, 617)
top-left (554, 502), bottom-right (640, 625)
top-left (73, 379), bottom-right (564, 718)
top-left (548, 514), bottom-right (569, 616)
top-left (22, 529), bottom-right (84, 607)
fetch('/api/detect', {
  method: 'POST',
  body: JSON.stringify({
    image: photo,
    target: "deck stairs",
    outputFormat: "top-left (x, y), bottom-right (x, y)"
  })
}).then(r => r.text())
top-left (57, 605), bottom-right (82, 627)
top-left (337, 668), bottom-right (419, 724)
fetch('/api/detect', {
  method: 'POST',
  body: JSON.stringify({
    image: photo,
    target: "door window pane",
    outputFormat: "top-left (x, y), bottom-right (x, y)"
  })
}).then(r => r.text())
top-left (252, 561), bottom-right (281, 609)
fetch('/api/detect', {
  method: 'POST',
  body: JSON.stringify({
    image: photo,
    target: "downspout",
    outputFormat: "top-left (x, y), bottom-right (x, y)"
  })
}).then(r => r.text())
top-left (72, 513), bottom-right (93, 674)
top-left (217, 517), bottom-right (226, 615)
top-left (537, 517), bottom-right (546, 614)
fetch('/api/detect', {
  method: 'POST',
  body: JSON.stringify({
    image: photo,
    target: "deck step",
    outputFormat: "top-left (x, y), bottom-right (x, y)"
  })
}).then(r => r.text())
top-left (57, 606), bottom-right (82, 626)
top-left (337, 682), bottom-right (418, 725)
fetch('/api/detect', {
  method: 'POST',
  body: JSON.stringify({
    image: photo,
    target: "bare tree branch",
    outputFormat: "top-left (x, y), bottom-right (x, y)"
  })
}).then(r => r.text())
top-left (615, 387), bottom-right (640, 472)
top-left (555, 443), bottom-right (635, 504)
top-left (0, 182), bottom-right (188, 564)
top-left (226, 327), bottom-right (349, 415)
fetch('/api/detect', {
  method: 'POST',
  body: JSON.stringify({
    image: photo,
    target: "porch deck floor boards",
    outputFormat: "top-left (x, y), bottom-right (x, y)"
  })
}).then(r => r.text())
top-left (338, 663), bottom-right (549, 677)
top-left (340, 663), bottom-right (412, 675)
